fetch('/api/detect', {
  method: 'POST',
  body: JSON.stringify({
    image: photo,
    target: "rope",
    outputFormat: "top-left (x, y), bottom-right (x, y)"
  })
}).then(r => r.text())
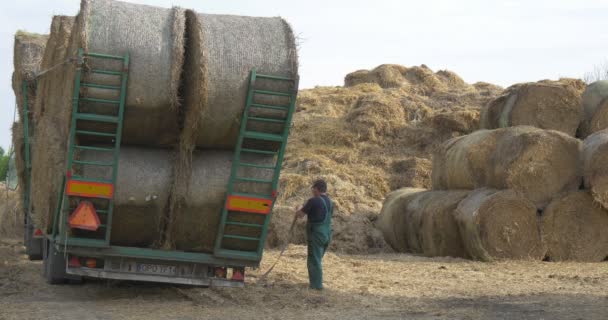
top-left (257, 214), bottom-right (298, 284)
top-left (34, 57), bottom-right (79, 79)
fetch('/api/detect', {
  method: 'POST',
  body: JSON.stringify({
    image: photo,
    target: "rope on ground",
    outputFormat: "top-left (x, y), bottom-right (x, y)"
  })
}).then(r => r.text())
top-left (257, 214), bottom-right (298, 285)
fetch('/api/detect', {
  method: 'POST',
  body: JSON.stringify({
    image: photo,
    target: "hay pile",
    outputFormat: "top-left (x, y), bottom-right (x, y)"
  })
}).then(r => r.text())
top-left (270, 64), bottom-right (503, 253)
top-left (542, 191), bottom-right (608, 262)
top-left (0, 184), bottom-right (22, 238)
top-left (480, 79), bottom-right (585, 136)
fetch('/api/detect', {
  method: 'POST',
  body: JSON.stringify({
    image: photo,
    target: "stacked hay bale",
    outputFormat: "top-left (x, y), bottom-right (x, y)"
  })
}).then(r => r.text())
top-left (10, 31), bottom-right (48, 219)
top-left (25, 0), bottom-right (298, 253)
top-left (379, 78), bottom-right (608, 262)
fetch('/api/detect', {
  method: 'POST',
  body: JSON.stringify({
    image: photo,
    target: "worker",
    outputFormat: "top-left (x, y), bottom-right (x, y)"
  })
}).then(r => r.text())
top-left (295, 179), bottom-right (333, 290)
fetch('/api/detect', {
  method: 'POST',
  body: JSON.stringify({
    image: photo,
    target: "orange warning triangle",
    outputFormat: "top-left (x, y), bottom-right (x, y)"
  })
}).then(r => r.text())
top-left (68, 201), bottom-right (101, 231)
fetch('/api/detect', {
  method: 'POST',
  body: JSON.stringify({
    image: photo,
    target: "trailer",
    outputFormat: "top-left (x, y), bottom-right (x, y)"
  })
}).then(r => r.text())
top-left (35, 49), bottom-right (298, 287)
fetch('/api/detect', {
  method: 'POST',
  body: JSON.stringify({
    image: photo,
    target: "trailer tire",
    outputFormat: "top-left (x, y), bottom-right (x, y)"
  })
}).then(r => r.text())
top-left (24, 215), bottom-right (43, 260)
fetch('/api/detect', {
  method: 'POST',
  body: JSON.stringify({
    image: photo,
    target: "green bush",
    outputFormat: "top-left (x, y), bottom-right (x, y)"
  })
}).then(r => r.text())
top-left (0, 147), bottom-right (9, 181)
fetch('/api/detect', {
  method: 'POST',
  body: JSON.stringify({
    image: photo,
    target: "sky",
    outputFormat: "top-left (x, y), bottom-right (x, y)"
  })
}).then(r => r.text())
top-left (2, 0), bottom-right (608, 151)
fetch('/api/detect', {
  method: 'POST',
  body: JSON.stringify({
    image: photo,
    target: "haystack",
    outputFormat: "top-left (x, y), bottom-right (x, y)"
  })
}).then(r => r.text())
top-left (581, 80), bottom-right (608, 137)
top-left (31, 16), bottom-right (75, 231)
top-left (480, 79), bottom-right (585, 136)
top-left (455, 188), bottom-right (545, 261)
top-left (432, 126), bottom-right (581, 209)
top-left (180, 11), bottom-right (298, 150)
top-left (69, 0), bottom-right (185, 146)
top-left (10, 123), bottom-right (25, 211)
top-left (542, 191), bottom-right (608, 262)
top-left (376, 188), bottom-right (426, 252)
top-left (582, 129), bottom-right (608, 209)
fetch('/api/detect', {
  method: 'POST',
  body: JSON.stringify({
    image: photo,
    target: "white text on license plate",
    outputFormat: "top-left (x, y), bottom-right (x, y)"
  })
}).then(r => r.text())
top-left (137, 263), bottom-right (177, 276)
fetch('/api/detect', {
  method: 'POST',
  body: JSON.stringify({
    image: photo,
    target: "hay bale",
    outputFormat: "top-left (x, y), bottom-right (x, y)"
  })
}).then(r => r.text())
top-left (166, 151), bottom-right (275, 253)
top-left (10, 122), bottom-right (25, 212)
top-left (455, 188), bottom-right (545, 261)
top-left (180, 11), bottom-right (298, 150)
top-left (31, 16), bottom-right (75, 231)
top-left (542, 191), bottom-right (608, 262)
top-left (12, 31), bottom-right (47, 121)
top-left (584, 98), bottom-right (608, 137)
top-left (70, 0), bottom-right (185, 146)
top-left (480, 80), bottom-right (584, 136)
top-left (581, 80), bottom-right (608, 136)
top-left (79, 147), bottom-right (171, 246)
top-left (432, 126), bottom-right (581, 209)
top-left (418, 191), bottom-right (470, 258)
top-left (375, 188), bottom-right (427, 252)
top-left (582, 129), bottom-right (608, 209)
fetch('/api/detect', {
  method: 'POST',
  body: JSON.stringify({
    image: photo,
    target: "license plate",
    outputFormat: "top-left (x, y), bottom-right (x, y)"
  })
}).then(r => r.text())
top-left (137, 263), bottom-right (177, 276)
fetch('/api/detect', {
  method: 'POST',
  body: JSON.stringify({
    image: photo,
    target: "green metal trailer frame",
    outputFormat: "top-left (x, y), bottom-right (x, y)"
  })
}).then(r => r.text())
top-left (43, 49), bottom-right (298, 286)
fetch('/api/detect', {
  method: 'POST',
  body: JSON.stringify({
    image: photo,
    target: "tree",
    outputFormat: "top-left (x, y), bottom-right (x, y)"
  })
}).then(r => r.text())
top-left (583, 61), bottom-right (608, 83)
top-left (0, 146), bottom-right (9, 182)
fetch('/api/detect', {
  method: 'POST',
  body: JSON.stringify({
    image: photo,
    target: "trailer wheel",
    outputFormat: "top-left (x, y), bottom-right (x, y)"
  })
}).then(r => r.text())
top-left (24, 215), bottom-right (43, 260)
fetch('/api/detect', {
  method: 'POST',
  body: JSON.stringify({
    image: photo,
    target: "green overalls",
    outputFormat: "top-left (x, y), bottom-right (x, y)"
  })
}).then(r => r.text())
top-left (306, 196), bottom-right (333, 289)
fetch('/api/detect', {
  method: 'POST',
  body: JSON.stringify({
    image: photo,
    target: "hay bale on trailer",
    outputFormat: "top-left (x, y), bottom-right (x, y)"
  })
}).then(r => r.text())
top-left (582, 129), bottom-right (608, 209)
top-left (455, 188), bottom-right (545, 261)
top-left (432, 126), bottom-right (581, 209)
top-left (180, 11), bottom-right (298, 150)
top-left (480, 79), bottom-right (584, 136)
top-left (376, 188), bottom-right (426, 252)
top-left (31, 16), bottom-right (75, 232)
top-left (70, 0), bottom-right (186, 146)
top-left (11, 31), bottom-right (47, 210)
top-left (580, 80), bottom-right (608, 137)
top-left (542, 191), bottom-right (608, 262)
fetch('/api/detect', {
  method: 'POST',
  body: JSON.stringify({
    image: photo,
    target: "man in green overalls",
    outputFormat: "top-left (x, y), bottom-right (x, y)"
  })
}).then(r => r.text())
top-left (296, 179), bottom-right (333, 290)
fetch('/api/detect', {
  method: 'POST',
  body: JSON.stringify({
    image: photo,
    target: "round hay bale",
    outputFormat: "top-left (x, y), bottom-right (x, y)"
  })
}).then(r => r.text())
top-left (79, 147), bottom-right (171, 247)
top-left (418, 191), bottom-right (470, 258)
top-left (582, 129), bottom-right (608, 209)
top-left (585, 98), bottom-right (608, 137)
top-left (376, 188), bottom-right (426, 252)
top-left (30, 16), bottom-right (75, 232)
top-left (70, 0), bottom-right (186, 146)
top-left (542, 191), bottom-right (608, 262)
top-left (166, 151), bottom-right (275, 253)
top-left (480, 80), bottom-right (584, 136)
top-left (181, 11), bottom-right (298, 150)
top-left (433, 126), bottom-right (581, 209)
top-left (455, 188), bottom-right (545, 261)
top-left (12, 31), bottom-right (47, 121)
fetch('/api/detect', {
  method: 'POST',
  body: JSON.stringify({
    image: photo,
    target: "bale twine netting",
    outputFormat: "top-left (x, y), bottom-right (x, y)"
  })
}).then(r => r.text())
top-left (582, 129), bottom-right (608, 209)
top-left (70, 0), bottom-right (185, 147)
top-left (581, 80), bottom-right (608, 137)
top-left (542, 191), bottom-right (608, 262)
top-left (432, 126), bottom-right (582, 209)
top-left (30, 16), bottom-right (75, 232)
top-left (377, 188), bottom-right (469, 258)
top-left (480, 79), bottom-right (585, 137)
top-left (455, 188), bottom-right (545, 261)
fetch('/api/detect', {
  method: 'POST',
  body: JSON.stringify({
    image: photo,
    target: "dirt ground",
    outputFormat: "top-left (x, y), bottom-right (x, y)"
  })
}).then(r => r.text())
top-left (0, 238), bottom-right (606, 320)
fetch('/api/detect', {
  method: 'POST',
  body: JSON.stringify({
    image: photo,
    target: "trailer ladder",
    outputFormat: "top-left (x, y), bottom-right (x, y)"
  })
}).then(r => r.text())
top-left (214, 68), bottom-right (299, 261)
top-left (56, 49), bottom-right (129, 248)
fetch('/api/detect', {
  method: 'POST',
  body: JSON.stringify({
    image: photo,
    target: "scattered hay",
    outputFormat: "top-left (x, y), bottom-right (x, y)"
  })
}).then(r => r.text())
top-left (433, 126), bottom-right (582, 209)
top-left (480, 79), bottom-right (585, 136)
top-left (456, 188), bottom-right (545, 261)
top-left (0, 184), bottom-right (21, 238)
top-left (542, 191), bottom-right (608, 262)
top-left (582, 129), bottom-right (608, 209)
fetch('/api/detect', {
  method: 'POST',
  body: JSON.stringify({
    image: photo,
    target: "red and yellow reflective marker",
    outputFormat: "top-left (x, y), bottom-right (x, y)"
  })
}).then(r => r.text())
top-left (226, 195), bottom-right (273, 214)
top-left (68, 201), bottom-right (101, 231)
top-left (66, 179), bottom-right (114, 199)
